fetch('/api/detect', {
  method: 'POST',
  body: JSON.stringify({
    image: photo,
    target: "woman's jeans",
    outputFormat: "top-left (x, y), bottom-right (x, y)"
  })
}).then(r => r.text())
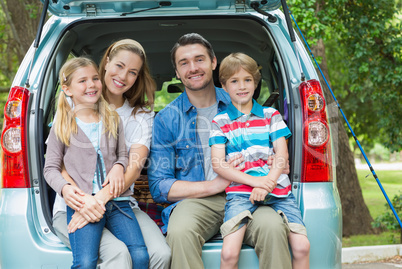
top-left (67, 200), bottom-right (149, 269)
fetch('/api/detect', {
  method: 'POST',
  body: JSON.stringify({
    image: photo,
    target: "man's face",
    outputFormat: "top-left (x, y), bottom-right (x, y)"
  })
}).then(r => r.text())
top-left (174, 44), bottom-right (217, 92)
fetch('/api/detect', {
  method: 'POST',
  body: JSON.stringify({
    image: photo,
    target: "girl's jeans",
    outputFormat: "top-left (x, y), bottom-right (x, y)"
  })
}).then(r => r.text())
top-left (67, 200), bottom-right (149, 269)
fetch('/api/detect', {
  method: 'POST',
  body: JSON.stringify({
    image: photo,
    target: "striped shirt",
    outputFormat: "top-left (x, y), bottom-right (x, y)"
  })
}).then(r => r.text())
top-left (209, 100), bottom-right (292, 197)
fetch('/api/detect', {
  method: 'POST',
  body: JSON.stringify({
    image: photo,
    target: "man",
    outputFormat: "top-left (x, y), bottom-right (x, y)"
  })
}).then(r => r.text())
top-left (148, 33), bottom-right (292, 269)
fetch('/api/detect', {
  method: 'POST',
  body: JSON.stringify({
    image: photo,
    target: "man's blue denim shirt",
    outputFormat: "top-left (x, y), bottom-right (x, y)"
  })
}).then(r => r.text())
top-left (148, 87), bottom-right (231, 234)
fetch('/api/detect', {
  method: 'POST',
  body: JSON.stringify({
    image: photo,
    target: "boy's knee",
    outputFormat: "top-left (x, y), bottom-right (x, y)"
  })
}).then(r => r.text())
top-left (291, 236), bottom-right (310, 259)
top-left (221, 247), bottom-right (240, 264)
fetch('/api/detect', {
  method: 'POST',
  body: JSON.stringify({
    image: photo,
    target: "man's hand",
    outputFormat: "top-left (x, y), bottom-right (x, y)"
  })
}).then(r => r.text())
top-left (77, 194), bottom-right (106, 223)
top-left (267, 155), bottom-right (290, 174)
top-left (103, 164), bottom-right (125, 198)
top-left (249, 187), bottom-right (268, 204)
top-left (61, 184), bottom-right (85, 211)
top-left (68, 211), bottom-right (90, 233)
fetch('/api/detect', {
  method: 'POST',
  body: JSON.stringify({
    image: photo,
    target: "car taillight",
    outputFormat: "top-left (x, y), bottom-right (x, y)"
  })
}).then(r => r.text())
top-left (299, 79), bottom-right (332, 182)
top-left (1, 86), bottom-right (31, 188)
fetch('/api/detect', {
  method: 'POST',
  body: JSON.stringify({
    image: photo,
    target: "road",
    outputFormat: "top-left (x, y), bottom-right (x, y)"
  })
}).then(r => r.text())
top-left (343, 263), bottom-right (402, 268)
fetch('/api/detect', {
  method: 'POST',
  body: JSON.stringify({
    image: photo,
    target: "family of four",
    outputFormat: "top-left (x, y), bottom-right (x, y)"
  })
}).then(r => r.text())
top-left (44, 33), bottom-right (310, 269)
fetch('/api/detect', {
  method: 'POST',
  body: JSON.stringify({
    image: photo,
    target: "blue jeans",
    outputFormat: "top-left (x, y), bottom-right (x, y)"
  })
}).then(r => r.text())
top-left (67, 201), bottom-right (149, 269)
top-left (224, 192), bottom-right (305, 229)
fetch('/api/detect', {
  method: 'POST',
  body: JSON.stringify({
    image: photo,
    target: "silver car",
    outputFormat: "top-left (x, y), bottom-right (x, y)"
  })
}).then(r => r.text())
top-left (0, 0), bottom-right (342, 268)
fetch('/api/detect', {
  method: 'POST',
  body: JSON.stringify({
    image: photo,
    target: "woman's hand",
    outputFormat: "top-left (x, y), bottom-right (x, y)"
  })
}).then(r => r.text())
top-left (103, 164), bottom-right (125, 198)
top-left (61, 184), bottom-right (85, 211)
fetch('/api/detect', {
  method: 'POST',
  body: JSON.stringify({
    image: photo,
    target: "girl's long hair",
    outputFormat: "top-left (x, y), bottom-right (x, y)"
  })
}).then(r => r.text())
top-left (99, 39), bottom-right (155, 116)
top-left (54, 57), bottom-right (119, 146)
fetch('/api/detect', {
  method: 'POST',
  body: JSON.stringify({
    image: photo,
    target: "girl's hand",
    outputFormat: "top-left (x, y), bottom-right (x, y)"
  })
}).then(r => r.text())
top-left (61, 184), bottom-right (85, 211)
top-left (103, 164), bottom-right (125, 198)
top-left (68, 211), bottom-right (89, 233)
top-left (249, 187), bottom-right (269, 204)
top-left (78, 194), bottom-right (106, 222)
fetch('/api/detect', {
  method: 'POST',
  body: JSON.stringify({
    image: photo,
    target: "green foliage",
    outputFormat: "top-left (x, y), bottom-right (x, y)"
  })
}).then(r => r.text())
top-left (25, 4), bottom-right (40, 19)
top-left (372, 193), bottom-right (402, 243)
top-left (343, 231), bottom-right (400, 247)
top-left (154, 78), bottom-right (182, 112)
top-left (0, 4), bottom-right (19, 88)
top-left (0, 92), bottom-right (9, 130)
top-left (289, 0), bottom-right (402, 152)
top-left (343, 169), bottom-right (402, 246)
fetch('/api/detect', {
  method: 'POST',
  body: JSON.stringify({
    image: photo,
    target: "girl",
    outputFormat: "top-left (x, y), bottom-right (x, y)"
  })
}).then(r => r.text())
top-left (44, 57), bottom-right (149, 269)
top-left (55, 40), bottom-right (171, 269)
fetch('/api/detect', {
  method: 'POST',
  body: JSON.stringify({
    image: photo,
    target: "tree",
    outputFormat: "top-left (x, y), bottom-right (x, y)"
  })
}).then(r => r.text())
top-left (0, 0), bottom-right (42, 91)
top-left (286, 0), bottom-right (402, 236)
top-left (373, 193), bottom-right (402, 244)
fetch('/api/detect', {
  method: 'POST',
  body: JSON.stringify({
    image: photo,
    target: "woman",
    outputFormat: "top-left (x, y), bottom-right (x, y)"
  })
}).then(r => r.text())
top-left (52, 39), bottom-right (171, 269)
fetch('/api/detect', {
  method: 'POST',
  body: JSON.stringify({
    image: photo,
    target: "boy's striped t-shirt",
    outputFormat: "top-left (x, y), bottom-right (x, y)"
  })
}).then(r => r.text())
top-left (209, 100), bottom-right (292, 197)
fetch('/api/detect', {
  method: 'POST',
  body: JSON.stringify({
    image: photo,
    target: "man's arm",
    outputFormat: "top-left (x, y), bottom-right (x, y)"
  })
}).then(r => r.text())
top-left (166, 175), bottom-right (230, 202)
top-left (148, 112), bottom-right (241, 203)
top-left (166, 153), bottom-right (244, 202)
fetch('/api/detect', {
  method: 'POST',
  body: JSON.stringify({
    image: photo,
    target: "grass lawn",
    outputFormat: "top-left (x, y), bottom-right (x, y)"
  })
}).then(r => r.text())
top-left (357, 169), bottom-right (402, 220)
top-left (342, 169), bottom-right (402, 247)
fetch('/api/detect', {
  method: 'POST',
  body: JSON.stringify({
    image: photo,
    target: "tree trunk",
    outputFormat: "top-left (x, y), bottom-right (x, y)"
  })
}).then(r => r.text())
top-left (3, 0), bottom-right (42, 62)
top-left (311, 38), bottom-right (376, 236)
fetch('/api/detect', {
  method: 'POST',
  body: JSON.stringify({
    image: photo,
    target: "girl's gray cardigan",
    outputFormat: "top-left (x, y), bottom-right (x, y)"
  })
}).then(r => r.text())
top-left (44, 120), bottom-right (129, 197)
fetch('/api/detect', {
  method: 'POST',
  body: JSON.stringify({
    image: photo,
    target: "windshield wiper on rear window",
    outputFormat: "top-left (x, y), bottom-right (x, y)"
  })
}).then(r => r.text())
top-left (121, 1), bottom-right (171, 16)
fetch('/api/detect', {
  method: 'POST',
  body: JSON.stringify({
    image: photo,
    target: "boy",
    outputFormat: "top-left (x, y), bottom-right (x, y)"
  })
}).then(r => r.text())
top-left (209, 52), bottom-right (310, 269)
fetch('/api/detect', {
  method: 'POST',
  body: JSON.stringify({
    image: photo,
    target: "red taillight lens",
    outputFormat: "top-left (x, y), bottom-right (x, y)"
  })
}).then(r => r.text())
top-left (1, 86), bottom-right (31, 188)
top-left (299, 80), bottom-right (332, 182)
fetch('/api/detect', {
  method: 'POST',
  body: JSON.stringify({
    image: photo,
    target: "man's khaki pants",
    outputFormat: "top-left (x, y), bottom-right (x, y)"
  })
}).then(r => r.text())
top-left (166, 193), bottom-right (291, 269)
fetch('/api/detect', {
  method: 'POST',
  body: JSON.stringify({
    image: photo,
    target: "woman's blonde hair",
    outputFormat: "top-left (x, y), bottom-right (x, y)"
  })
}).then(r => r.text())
top-left (54, 57), bottom-right (119, 146)
top-left (99, 39), bottom-right (156, 115)
top-left (219, 52), bottom-right (261, 88)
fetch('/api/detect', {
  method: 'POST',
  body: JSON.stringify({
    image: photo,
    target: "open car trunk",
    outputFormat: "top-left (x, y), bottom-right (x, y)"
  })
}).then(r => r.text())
top-left (38, 13), bottom-right (293, 231)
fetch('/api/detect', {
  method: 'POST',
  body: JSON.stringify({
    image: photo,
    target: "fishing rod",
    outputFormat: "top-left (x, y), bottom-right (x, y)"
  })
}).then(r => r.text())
top-left (286, 4), bottom-right (402, 228)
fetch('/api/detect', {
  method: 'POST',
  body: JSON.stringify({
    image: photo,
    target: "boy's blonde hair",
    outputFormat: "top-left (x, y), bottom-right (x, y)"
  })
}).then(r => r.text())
top-left (99, 39), bottom-right (156, 116)
top-left (54, 57), bottom-right (119, 146)
top-left (219, 52), bottom-right (261, 88)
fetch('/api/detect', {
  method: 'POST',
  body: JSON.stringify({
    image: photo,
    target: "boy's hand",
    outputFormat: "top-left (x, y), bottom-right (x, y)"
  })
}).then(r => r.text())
top-left (68, 211), bottom-right (89, 233)
top-left (103, 164), bottom-right (125, 198)
top-left (267, 155), bottom-right (290, 174)
top-left (78, 194), bottom-right (106, 222)
top-left (253, 176), bottom-right (277, 193)
top-left (249, 187), bottom-right (269, 204)
top-left (61, 184), bottom-right (85, 211)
